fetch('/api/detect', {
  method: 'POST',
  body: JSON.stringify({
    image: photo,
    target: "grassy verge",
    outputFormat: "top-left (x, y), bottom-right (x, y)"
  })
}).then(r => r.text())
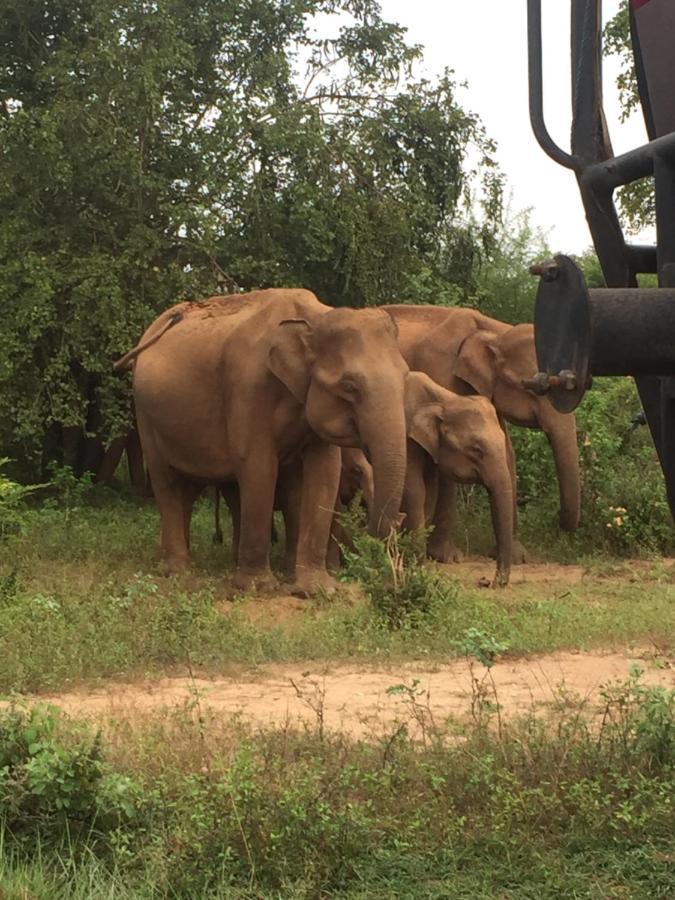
top-left (0, 667), bottom-right (673, 899)
top-left (0, 494), bottom-right (673, 693)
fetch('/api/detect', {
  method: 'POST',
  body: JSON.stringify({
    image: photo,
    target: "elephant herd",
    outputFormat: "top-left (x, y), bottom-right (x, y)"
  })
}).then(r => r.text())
top-left (115, 289), bottom-right (580, 595)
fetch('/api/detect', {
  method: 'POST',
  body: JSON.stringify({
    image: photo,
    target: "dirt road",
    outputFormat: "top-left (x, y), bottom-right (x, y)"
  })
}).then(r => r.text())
top-left (34, 650), bottom-right (673, 737)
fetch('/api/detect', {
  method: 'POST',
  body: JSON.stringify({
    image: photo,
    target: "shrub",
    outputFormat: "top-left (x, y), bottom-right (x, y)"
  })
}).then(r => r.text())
top-left (0, 458), bottom-right (38, 541)
top-left (338, 504), bottom-right (458, 628)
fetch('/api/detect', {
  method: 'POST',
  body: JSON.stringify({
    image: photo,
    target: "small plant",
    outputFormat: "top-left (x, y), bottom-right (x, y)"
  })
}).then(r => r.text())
top-left (339, 517), bottom-right (457, 628)
top-left (386, 678), bottom-right (437, 744)
top-left (453, 628), bottom-right (510, 734)
top-left (0, 704), bottom-right (142, 836)
top-left (0, 458), bottom-right (38, 540)
top-left (452, 627), bottom-right (509, 669)
top-left (44, 464), bottom-right (95, 520)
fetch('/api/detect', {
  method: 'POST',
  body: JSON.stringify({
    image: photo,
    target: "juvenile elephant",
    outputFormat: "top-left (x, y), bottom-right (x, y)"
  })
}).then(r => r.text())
top-left (383, 305), bottom-right (580, 562)
top-left (115, 290), bottom-right (409, 596)
top-left (404, 372), bottom-right (513, 587)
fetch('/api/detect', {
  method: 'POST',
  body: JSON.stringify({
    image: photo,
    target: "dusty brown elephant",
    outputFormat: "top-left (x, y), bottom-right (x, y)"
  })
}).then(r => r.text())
top-left (383, 306), bottom-right (580, 563)
top-left (404, 372), bottom-right (513, 587)
top-left (115, 290), bottom-right (409, 596)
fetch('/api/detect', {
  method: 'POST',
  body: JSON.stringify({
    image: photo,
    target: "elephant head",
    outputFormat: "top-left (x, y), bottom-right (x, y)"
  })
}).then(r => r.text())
top-left (405, 372), bottom-right (513, 586)
top-left (452, 323), bottom-right (580, 532)
top-left (268, 307), bottom-right (409, 538)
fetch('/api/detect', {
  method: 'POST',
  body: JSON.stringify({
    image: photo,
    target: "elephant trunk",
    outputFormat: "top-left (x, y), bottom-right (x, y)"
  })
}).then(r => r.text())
top-left (541, 407), bottom-right (580, 532)
top-left (359, 392), bottom-right (408, 539)
top-left (485, 461), bottom-right (513, 588)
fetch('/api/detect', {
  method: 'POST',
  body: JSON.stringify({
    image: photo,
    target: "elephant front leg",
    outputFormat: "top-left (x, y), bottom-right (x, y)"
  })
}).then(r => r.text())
top-left (277, 460), bottom-right (302, 579)
top-left (234, 453), bottom-right (279, 593)
top-left (502, 424), bottom-right (528, 564)
top-left (426, 474), bottom-right (464, 563)
top-left (291, 441), bottom-right (341, 597)
top-left (402, 441), bottom-right (427, 534)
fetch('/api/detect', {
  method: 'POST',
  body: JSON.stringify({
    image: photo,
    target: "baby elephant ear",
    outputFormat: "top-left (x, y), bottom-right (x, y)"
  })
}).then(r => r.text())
top-left (267, 319), bottom-right (315, 402)
top-left (409, 403), bottom-right (443, 464)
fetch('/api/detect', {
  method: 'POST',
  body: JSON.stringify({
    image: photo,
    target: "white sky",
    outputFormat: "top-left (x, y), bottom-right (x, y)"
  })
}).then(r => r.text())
top-left (379, 0), bottom-right (653, 254)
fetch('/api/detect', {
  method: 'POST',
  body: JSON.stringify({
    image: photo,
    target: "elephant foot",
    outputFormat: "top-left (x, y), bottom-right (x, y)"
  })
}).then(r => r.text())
top-left (158, 555), bottom-right (190, 576)
top-left (489, 540), bottom-right (528, 565)
top-left (281, 555), bottom-right (296, 580)
top-left (289, 568), bottom-right (338, 599)
top-left (491, 565), bottom-right (511, 588)
top-left (231, 568), bottom-right (280, 595)
top-left (427, 540), bottom-right (464, 564)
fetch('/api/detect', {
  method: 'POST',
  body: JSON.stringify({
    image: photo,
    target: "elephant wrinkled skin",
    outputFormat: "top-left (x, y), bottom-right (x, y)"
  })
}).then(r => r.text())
top-left (119, 290), bottom-right (409, 595)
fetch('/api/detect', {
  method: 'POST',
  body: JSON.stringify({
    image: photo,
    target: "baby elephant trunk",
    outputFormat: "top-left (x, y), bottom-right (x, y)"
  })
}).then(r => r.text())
top-left (485, 463), bottom-right (513, 588)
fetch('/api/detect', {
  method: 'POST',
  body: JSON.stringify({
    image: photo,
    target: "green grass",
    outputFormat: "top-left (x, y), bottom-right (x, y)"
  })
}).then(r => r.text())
top-left (0, 669), bottom-right (673, 899)
top-left (0, 491), bottom-right (673, 693)
top-left (1, 490), bottom-right (674, 897)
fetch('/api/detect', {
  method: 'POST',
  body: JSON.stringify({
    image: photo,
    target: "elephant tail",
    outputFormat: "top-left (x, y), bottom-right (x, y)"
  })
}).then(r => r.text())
top-left (113, 311), bottom-right (184, 373)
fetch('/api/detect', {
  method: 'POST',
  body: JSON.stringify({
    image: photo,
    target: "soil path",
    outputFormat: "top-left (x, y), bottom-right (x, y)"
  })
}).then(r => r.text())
top-left (34, 651), bottom-right (673, 737)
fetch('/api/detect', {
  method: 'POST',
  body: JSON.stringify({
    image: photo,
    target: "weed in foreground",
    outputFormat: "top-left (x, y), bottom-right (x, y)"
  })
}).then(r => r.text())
top-left (0, 668), bottom-right (673, 898)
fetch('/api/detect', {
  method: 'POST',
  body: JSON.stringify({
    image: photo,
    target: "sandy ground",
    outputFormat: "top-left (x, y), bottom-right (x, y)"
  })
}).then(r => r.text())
top-left (6, 561), bottom-right (673, 737)
top-left (30, 651), bottom-right (673, 738)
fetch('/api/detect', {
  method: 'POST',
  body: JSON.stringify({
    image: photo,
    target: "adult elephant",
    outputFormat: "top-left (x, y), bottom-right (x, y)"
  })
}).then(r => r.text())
top-left (115, 290), bottom-right (409, 595)
top-left (383, 306), bottom-right (580, 562)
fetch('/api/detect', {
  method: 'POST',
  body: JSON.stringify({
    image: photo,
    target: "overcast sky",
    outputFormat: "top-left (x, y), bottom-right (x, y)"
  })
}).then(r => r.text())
top-left (378, 0), bottom-right (652, 254)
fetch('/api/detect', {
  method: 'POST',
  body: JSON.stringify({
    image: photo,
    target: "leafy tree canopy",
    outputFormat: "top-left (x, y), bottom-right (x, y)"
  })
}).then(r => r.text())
top-left (603, 0), bottom-right (654, 233)
top-left (0, 0), bottom-right (503, 473)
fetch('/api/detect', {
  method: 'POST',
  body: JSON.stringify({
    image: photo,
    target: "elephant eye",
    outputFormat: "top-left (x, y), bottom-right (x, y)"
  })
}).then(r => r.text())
top-left (338, 375), bottom-right (361, 399)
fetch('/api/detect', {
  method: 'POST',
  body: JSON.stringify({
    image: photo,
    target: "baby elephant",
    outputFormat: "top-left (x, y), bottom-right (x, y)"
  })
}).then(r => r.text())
top-left (403, 372), bottom-right (513, 587)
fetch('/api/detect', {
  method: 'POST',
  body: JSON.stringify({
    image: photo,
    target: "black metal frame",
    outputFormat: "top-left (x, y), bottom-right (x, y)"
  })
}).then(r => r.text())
top-left (526, 0), bottom-right (675, 517)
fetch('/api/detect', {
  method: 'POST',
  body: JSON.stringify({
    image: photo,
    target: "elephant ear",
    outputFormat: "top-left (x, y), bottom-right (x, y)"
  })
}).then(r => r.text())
top-left (409, 403), bottom-right (443, 464)
top-left (454, 331), bottom-right (500, 399)
top-left (268, 319), bottom-right (315, 402)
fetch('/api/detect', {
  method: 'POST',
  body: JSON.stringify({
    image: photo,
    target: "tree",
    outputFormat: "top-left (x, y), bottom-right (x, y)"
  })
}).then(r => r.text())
top-left (471, 203), bottom-right (550, 324)
top-left (603, 0), bottom-right (654, 233)
top-left (0, 0), bottom-right (502, 476)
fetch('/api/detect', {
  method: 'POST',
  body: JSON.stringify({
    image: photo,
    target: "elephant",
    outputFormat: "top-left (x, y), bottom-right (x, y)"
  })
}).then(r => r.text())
top-left (383, 305), bottom-right (580, 563)
top-left (403, 372), bottom-right (513, 587)
top-left (114, 289), bottom-right (410, 596)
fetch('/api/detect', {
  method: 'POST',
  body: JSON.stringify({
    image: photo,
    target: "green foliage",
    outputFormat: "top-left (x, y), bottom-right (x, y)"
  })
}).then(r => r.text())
top-left (0, 704), bottom-right (140, 838)
top-left (0, 672), bottom-right (673, 897)
top-left (338, 505), bottom-right (458, 628)
top-left (0, 458), bottom-right (39, 541)
top-left (452, 627), bottom-right (509, 669)
top-left (603, 1), bottom-right (655, 233)
top-left (0, 0), bottom-right (502, 470)
top-left (502, 375), bottom-right (674, 558)
top-left (472, 204), bottom-right (551, 323)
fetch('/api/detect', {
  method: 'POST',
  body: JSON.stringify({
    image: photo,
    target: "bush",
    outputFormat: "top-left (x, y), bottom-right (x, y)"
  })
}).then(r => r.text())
top-left (0, 458), bottom-right (38, 541)
top-left (0, 705), bottom-right (141, 844)
top-left (338, 504), bottom-right (458, 628)
top-left (0, 671), bottom-right (673, 897)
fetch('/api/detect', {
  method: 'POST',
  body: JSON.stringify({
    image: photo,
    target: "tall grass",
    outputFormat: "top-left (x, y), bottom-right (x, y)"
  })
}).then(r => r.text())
top-left (0, 666), bottom-right (673, 898)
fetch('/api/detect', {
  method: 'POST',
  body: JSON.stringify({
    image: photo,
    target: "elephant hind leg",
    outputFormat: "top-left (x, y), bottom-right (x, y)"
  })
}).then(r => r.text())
top-left (220, 483), bottom-right (240, 565)
top-left (152, 469), bottom-right (192, 573)
top-left (181, 481), bottom-right (201, 551)
top-left (137, 418), bottom-right (191, 573)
